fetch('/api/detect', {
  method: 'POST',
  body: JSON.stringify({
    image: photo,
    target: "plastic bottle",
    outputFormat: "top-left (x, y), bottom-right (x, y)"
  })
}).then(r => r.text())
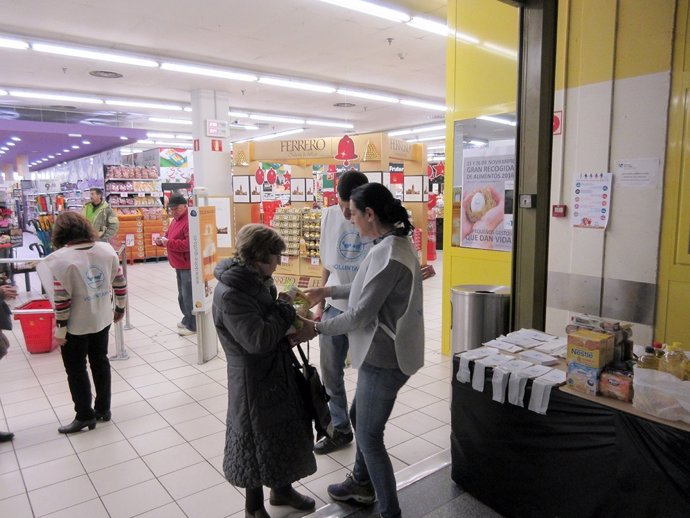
top-left (637, 346), bottom-right (659, 370)
top-left (658, 342), bottom-right (687, 379)
top-left (652, 340), bottom-right (665, 358)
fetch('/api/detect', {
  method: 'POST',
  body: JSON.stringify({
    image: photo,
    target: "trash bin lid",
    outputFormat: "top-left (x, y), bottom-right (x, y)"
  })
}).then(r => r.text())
top-left (451, 285), bottom-right (510, 296)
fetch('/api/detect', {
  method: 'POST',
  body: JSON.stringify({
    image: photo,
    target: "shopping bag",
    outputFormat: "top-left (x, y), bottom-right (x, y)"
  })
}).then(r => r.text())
top-left (291, 343), bottom-right (333, 440)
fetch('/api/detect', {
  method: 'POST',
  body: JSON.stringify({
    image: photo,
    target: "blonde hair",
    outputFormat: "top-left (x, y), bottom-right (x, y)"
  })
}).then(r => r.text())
top-left (234, 224), bottom-right (285, 265)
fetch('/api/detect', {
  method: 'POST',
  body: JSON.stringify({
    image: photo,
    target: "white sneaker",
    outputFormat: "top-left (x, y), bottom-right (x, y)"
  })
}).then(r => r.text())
top-left (178, 327), bottom-right (196, 336)
top-left (176, 322), bottom-right (186, 329)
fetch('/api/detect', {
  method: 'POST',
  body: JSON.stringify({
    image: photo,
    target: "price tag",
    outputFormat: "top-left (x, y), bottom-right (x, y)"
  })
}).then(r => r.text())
top-left (281, 255), bottom-right (289, 264)
top-left (125, 234), bottom-right (135, 247)
top-left (137, 192), bottom-right (145, 197)
top-left (120, 193), bottom-right (128, 198)
top-left (310, 257), bottom-right (320, 266)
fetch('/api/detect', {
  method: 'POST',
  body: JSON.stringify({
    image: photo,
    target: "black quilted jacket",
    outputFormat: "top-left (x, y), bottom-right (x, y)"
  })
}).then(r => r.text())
top-left (212, 259), bottom-right (316, 488)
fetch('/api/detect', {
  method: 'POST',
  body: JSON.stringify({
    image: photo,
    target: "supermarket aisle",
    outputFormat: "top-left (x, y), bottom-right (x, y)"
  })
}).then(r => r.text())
top-left (0, 252), bottom-right (451, 518)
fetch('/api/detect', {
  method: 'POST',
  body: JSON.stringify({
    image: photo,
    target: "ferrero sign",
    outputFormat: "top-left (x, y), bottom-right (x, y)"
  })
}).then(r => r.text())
top-left (280, 138), bottom-right (328, 156)
top-left (388, 138), bottom-right (415, 160)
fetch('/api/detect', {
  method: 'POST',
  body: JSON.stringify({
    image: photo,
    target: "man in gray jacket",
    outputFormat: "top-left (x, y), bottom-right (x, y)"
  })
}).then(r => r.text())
top-left (82, 188), bottom-right (119, 242)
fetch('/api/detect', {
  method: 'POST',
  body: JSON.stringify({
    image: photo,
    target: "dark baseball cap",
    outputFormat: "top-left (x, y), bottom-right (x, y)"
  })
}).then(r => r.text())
top-left (167, 194), bottom-right (188, 208)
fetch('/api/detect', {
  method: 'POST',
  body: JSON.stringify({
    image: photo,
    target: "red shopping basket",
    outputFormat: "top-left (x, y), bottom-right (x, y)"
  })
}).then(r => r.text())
top-left (13, 299), bottom-right (57, 353)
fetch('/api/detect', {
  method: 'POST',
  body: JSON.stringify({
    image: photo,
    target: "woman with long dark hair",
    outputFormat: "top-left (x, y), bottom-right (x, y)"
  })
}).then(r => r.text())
top-left (37, 212), bottom-right (126, 434)
top-left (298, 183), bottom-right (425, 518)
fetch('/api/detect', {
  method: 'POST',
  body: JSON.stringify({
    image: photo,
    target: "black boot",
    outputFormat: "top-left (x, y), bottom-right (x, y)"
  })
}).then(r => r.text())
top-left (58, 418), bottom-right (96, 434)
top-left (269, 486), bottom-right (316, 511)
top-left (244, 509), bottom-right (270, 518)
top-left (0, 431), bottom-right (14, 442)
top-left (95, 411), bottom-right (111, 422)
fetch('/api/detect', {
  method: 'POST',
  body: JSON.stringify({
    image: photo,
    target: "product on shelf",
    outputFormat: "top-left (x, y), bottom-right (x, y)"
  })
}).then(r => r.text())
top-left (271, 207), bottom-right (301, 256)
top-left (301, 208), bottom-right (321, 258)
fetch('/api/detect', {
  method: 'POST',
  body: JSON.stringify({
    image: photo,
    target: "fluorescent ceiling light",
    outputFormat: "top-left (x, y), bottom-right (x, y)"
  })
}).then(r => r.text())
top-left (32, 42), bottom-right (158, 67)
top-left (478, 115), bottom-right (516, 126)
top-left (137, 140), bottom-right (155, 144)
top-left (161, 62), bottom-right (257, 82)
top-left (148, 117), bottom-right (192, 125)
top-left (9, 90), bottom-right (103, 104)
top-left (0, 147), bottom-right (8, 151)
top-left (469, 139), bottom-right (488, 146)
top-left (6, 142), bottom-right (15, 147)
top-left (11, 137), bottom-right (20, 142)
top-left (152, 141), bottom-right (193, 148)
top-left (68, 133), bottom-right (82, 137)
top-left (82, 140), bottom-right (91, 144)
top-left (183, 106), bottom-right (193, 112)
top-left (252, 128), bottom-right (305, 142)
top-left (407, 17), bottom-right (451, 37)
top-left (427, 145), bottom-right (445, 150)
top-left (105, 99), bottom-right (183, 111)
top-left (259, 77), bottom-right (335, 94)
top-left (229, 111), bottom-right (249, 118)
top-left (147, 132), bottom-right (176, 139)
top-left (230, 123), bottom-right (260, 130)
top-left (337, 88), bottom-right (399, 103)
top-left (0, 37), bottom-right (29, 50)
top-left (400, 99), bottom-right (447, 112)
top-left (0, 90), bottom-right (7, 96)
top-left (306, 120), bottom-right (353, 129)
top-left (250, 114), bottom-right (305, 124)
top-left (319, 0), bottom-right (410, 23)
top-left (174, 134), bottom-right (194, 140)
top-left (406, 135), bottom-right (445, 143)
top-left (388, 124), bottom-right (445, 137)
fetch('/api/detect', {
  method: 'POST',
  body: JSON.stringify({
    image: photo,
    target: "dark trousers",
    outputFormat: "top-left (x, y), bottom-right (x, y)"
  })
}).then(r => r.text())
top-left (60, 325), bottom-right (111, 421)
top-left (176, 268), bottom-right (196, 331)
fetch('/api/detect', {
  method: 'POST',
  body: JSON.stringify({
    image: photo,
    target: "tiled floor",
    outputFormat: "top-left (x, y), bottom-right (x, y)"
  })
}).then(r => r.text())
top-left (0, 248), bottom-right (449, 518)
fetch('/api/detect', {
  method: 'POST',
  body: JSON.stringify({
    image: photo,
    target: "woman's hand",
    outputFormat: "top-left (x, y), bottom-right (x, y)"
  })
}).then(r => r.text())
top-left (0, 284), bottom-right (18, 300)
top-left (288, 317), bottom-right (318, 346)
top-left (303, 287), bottom-right (329, 308)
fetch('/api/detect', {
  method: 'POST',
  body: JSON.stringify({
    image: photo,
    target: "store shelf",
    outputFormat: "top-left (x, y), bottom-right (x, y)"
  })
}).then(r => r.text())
top-left (107, 192), bottom-right (162, 196)
top-left (106, 178), bottom-right (159, 182)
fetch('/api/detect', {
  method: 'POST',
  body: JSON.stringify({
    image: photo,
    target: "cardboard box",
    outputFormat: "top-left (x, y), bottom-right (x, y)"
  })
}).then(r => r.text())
top-left (299, 257), bottom-right (322, 277)
top-left (599, 370), bottom-right (633, 402)
top-left (275, 255), bottom-right (300, 276)
top-left (567, 329), bottom-right (614, 368)
top-left (567, 362), bottom-right (601, 396)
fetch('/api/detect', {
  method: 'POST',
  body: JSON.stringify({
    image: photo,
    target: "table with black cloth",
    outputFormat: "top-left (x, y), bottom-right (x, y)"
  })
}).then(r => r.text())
top-left (450, 355), bottom-right (690, 518)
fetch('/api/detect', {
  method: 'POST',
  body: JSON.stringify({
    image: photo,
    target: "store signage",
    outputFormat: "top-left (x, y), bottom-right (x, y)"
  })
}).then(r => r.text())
top-left (193, 139), bottom-right (200, 151)
top-left (211, 139), bottom-right (223, 152)
top-left (389, 138), bottom-right (415, 160)
top-left (206, 119), bottom-right (229, 138)
top-left (281, 138), bottom-right (327, 154)
top-left (125, 234), bottom-right (135, 247)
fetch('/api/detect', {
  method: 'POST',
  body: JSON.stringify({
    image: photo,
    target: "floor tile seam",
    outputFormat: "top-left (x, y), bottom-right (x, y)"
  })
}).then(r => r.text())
top-left (26, 472), bottom-right (102, 518)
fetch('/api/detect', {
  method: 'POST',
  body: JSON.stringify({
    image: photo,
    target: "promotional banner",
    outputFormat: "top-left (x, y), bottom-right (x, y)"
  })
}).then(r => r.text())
top-left (460, 148), bottom-right (515, 251)
top-left (189, 205), bottom-right (218, 313)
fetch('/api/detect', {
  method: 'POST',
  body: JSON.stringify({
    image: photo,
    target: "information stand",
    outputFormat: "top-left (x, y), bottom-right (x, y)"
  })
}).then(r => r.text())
top-left (188, 187), bottom-right (219, 364)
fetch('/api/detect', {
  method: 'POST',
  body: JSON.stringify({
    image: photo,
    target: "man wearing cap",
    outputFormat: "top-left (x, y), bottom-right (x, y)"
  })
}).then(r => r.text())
top-left (313, 170), bottom-right (370, 454)
top-left (82, 188), bottom-right (119, 242)
top-left (155, 194), bottom-right (196, 336)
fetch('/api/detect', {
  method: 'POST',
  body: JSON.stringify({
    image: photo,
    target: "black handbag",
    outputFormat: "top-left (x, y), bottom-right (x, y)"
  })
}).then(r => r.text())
top-left (290, 342), bottom-right (332, 440)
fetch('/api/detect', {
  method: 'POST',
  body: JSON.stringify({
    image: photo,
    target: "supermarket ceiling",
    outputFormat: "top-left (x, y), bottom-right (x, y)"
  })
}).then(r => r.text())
top-left (0, 0), bottom-right (516, 171)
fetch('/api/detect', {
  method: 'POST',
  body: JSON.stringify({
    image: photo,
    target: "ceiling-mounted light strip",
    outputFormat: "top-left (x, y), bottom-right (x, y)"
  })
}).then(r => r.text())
top-left (230, 123), bottom-right (260, 130)
top-left (388, 124), bottom-right (445, 137)
top-left (161, 62), bottom-right (257, 82)
top-left (306, 120), bottom-right (353, 129)
top-left (228, 111), bottom-right (249, 118)
top-left (105, 99), bottom-right (184, 111)
top-left (258, 77), bottom-right (335, 93)
top-left (400, 99), bottom-right (447, 112)
top-left (147, 132), bottom-right (176, 139)
top-left (9, 90), bottom-right (104, 104)
top-left (252, 128), bottom-right (304, 142)
top-left (0, 90), bottom-right (7, 96)
top-left (478, 115), bottom-right (516, 126)
top-left (32, 42), bottom-right (158, 67)
top-left (250, 114), bottom-right (305, 124)
top-left (318, 0), bottom-right (409, 23)
top-left (406, 135), bottom-right (445, 143)
top-left (148, 117), bottom-right (192, 125)
top-left (427, 145), bottom-right (445, 150)
top-left (407, 17), bottom-right (451, 37)
top-left (336, 88), bottom-right (399, 103)
top-left (0, 37), bottom-right (29, 50)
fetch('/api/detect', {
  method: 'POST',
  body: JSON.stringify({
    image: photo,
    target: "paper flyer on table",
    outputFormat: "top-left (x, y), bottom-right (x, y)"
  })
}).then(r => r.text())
top-left (528, 371), bottom-right (567, 415)
top-left (483, 338), bottom-right (523, 353)
top-left (471, 354), bottom-right (513, 392)
top-left (518, 349), bottom-right (560, 366)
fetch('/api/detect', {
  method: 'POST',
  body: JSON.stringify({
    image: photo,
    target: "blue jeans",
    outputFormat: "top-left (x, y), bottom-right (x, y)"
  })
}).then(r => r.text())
top-left (319, 305), bottom-right (351, 433)
top-left (176, 269), bottom-right (196, 331)
top-left (351, 363), bottom-right (409, 518)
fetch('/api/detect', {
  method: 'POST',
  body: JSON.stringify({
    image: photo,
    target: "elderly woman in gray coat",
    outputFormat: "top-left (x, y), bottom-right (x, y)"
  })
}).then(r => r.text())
top-left (212, 224), bottom-right (316, 518)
